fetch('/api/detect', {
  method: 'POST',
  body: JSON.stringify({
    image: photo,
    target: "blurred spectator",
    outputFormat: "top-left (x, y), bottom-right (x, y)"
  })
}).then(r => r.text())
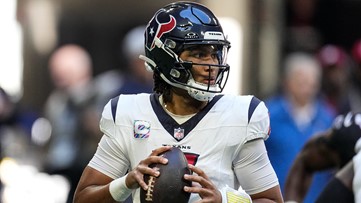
top-left (92, 24), bottom-right (152, 203)
top-left (284, 0), bottom-right (322, 53)
top-left (317, 44), bottom-right (351, 114)
top-left (0, 87), bottom-right (17, 196)
top-left (265, 52), bottom-right (335, 203)
top-left (121, 25), bottom-right (153, 90)
top-left (0, 87), bottom-right (40, 199)
top-left (43, 44), bottom-right (101, 203)
top-left (92, 26), bottom-right (154, 203)
top-left (0, 87), bottom-right (39, 162)
top-left (93, 25), bottom-right (153, 109)
top-left (349, 39), bottom-right (361, 112)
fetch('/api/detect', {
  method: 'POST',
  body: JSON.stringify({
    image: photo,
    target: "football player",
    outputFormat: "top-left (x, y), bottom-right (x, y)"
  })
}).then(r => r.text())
top-left (73, 2), bottom-right (283, 203)
top-left (314, 136), bottom-right (361, 203)
top-left (285, 112), bottom-right (361, 202)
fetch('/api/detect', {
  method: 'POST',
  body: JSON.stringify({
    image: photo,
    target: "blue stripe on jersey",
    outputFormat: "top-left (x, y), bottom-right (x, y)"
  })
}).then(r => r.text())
top-left (248, 96), bottom-right (261, 123)
top-left (110, 96), bottom-right (119, 122)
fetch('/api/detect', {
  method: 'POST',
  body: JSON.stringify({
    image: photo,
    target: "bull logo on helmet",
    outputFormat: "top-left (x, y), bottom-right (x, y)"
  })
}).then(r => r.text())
top-left (145, 10), bottom-right (176, 51)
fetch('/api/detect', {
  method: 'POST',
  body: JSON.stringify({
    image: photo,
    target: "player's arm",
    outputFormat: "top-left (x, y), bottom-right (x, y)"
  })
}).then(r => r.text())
top-left (74, 166), bottom-right (117, 203)
top-left (185, 161), bottom-right (283, 203)
top-left (250, 186), bottom-right (284, 203)
top-left (74, 146), bottom-right (171, 203)
top-left (284, 131), bottom-right (339, 202)
top-left (236, 98), bottom-right (283, 202)
top-left (234, 139), bottom-right (284, 203)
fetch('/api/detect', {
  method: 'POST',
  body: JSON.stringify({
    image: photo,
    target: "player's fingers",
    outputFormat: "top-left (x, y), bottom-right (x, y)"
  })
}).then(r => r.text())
top-left (184, 173), bottom-right (203, 184)
top-left (188, 164), bottom-right (208, 179)
top-left (126, 170), bottom-right (146, 190)
top-left (139, 154), bottom-right (168, 167)
top-left (136, 162), bottom-right (161, 177)
top-left (149, 146), bottom-right (172, 156)
top-left (186, 164), bottom-right (214, 188)
top-left (130, 165), bottom-right (161, 191)
top-left (186, 173), bottom-right (216, 194)
top-left (184, 184), bottom-right (216, 202)
top-left (132, 171), bottom-right (147, 190)
top-left (184, 173), bottom-right (214, 190)
top-left (191, 181), bottom-right (202, 188)
top-left (183, 183), bottom-right (207, 194)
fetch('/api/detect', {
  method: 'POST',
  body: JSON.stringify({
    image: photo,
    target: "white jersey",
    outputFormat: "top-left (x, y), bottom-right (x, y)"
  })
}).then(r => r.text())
top-left (89, 93), bottom-right (278, 202)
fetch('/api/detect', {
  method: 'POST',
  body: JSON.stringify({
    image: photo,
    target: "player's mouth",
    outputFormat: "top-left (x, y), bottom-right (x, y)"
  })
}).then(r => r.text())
top-left (203, 76), bottom-right (216, 85)
top-left (204, 79), bottom-right (216, 85)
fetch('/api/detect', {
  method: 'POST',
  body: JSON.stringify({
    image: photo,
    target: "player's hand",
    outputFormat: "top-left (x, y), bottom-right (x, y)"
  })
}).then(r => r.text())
top-left (125, 146), bottom-right (172, 190)
top-left (183, 164), bottom-right (222, 203)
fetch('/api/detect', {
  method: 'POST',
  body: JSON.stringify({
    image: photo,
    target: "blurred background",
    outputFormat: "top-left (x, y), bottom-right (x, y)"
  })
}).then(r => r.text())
top-left (3, 0), bottom-right (361, 110)
top-left (2, 0), bottom-right (361, 202)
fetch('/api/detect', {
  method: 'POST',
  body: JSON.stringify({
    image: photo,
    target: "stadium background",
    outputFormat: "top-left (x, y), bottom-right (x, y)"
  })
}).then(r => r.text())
top-left (2, 0), bottom-right (360, 112)
top-left (1, 0), bottom-right (361, 202)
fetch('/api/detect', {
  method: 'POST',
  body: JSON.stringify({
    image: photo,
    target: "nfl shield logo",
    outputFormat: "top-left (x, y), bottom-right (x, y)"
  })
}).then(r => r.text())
top-left (174, 128), bottom-right (184, 140)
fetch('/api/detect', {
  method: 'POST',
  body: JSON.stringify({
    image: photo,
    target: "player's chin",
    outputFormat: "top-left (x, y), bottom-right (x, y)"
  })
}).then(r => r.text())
top-left (197, 79), bottom-right (215, 86)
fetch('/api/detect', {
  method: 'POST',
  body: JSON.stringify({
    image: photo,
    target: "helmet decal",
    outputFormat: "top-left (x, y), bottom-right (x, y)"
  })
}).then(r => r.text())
top-left (146, 10), bottom-right (176, 50)
top-left (204, 31), bottom-right (225, 40)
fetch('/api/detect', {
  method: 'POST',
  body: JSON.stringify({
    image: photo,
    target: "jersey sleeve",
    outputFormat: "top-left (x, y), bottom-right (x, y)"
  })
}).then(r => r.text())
top-left (230, 96), bottom-right (277, 194)
top-left (233, 139), bottom-right (279, 195)
top-left (246, 97), bottom-right (271, 142)
top-left (99, 96), bottom-right (119, 139)
top-left (88, 98), bottom-right (130, 179)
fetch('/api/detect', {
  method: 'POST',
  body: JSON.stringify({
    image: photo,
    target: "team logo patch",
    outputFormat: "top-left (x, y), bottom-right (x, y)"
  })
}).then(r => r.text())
top-left (174, 128), bottom-right (185, 140)
top-left (134, 120), bottom-right (151, 139)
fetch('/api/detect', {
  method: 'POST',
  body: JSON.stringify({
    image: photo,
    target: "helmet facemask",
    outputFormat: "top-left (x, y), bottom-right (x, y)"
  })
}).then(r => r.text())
top-left (174, 44), bottom-right (230, 101)
top-left (141, 38), bottom-right (230, 101)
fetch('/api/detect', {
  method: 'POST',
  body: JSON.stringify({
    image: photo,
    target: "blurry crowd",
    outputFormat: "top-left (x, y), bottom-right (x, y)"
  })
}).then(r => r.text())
top-left (264, 0), bottom-right (361, 202)
top-left (0, 25), bottom-right (152, 203)
top-left (264, 43), bottom-right (361, 202)
top-left (2, 0), bottom-right (361, 202)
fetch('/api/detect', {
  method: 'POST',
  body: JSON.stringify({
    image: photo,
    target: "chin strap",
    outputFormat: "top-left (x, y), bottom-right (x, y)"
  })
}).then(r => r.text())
top-left (187, 87), bottom-right (215, 101)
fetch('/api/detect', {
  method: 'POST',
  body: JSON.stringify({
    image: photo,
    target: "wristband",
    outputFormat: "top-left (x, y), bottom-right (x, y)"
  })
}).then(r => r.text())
top-left (220, 185), bottom-right (252, 203)
top-left (109, 175), bottom-right (133, 201)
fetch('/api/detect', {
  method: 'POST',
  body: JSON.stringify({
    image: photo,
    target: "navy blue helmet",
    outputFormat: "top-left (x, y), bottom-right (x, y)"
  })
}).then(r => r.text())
top-left (140, 1), bottom-right (231, 101)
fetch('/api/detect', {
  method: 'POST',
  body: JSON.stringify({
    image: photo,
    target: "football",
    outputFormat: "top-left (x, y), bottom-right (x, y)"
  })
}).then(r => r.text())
top-left (140, 147), bottom-right (192, 203)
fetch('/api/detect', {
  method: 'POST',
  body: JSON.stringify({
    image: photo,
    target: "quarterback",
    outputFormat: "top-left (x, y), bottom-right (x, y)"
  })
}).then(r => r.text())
top-left (73, 1), bottom-right (283, 203)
